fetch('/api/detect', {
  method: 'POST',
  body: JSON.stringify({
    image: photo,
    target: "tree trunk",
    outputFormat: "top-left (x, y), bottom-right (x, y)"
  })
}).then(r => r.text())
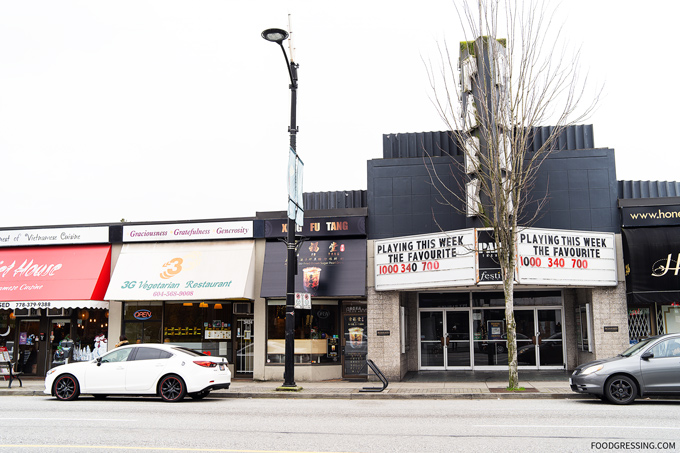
top-left (504, 275), bottom-right (518, 388)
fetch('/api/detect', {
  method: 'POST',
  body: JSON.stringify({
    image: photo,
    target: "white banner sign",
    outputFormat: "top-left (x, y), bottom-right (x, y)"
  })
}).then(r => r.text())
top-left (0, 227), bottom-right (109, 247)
top-left (375, 229), bottom-right (476, 291)
top-left (123, 221), bottom-right (253, 242)
top-left (516, 228), bottom-right (617, 286)
top-left (105, 241), bottom-right (256, 300)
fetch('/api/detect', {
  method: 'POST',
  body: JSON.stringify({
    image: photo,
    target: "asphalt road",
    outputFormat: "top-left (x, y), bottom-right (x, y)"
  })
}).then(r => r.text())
top-left (1, 395), bottom-right (679, 452)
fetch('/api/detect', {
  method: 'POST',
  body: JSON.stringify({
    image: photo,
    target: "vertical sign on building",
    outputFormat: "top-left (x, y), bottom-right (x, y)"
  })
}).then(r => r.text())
top-left (477, 229), bottom-right (503, 284)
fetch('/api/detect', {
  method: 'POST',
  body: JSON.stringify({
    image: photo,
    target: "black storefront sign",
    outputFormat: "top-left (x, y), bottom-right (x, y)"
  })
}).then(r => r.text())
top-left (263, 216), bottom-right (366, 238)
top-left (622, 205), bottom-right (680, 228)
top-left (260, 239), bottom-right (367, 298)
top-left (623, 227), bottom-right (680, 304)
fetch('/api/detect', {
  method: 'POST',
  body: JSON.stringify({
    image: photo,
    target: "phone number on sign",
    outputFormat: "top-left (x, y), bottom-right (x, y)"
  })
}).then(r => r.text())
top-left (152, 291), bottom-right (195, 297)
top-left (519, 256), bottom-right (589, 269)
top-left (378, 261), bottom-right (440, 275)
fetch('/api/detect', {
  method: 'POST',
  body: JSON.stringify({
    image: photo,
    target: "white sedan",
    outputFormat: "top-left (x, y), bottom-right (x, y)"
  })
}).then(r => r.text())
top-left (44, 344), bottom-right (231, 402)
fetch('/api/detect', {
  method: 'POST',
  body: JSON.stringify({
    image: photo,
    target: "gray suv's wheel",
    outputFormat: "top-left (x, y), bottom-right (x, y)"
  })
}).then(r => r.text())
top-left (604, 375), bottom-right (637, 405)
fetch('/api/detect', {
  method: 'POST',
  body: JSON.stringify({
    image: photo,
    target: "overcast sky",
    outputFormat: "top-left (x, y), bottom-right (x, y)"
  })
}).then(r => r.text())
top-left (1, 1), bottom-right (677, 228)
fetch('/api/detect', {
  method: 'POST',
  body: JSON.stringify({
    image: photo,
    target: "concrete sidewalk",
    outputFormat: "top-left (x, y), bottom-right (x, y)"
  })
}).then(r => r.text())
top-left (2, 373), bottom-right (583, 400)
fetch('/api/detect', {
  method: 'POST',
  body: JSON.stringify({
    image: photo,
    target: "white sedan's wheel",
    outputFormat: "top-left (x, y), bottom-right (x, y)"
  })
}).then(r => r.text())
top-left (159, 374), bottom-right (186, 402)
top-left (54, 374), bottom-right (80, 401)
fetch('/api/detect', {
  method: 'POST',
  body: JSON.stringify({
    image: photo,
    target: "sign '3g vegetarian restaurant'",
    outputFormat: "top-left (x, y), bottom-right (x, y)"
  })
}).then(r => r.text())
top-left (374, 227), bottom-right (617, 291)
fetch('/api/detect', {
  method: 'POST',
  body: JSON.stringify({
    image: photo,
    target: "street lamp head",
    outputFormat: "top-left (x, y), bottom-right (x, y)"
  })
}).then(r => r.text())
top-left (261, 28), bottom-right (289, 44)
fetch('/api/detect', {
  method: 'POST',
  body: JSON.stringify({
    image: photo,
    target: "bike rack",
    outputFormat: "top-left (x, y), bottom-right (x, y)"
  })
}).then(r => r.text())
top-left (360, 359), bottom-right (389, 392)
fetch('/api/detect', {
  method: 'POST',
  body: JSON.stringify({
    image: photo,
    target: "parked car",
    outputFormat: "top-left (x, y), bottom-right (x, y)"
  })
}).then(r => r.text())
top-left (44, 344), bottom-right (230, 402)
top-left (570, 333), bottom-right (680, 404)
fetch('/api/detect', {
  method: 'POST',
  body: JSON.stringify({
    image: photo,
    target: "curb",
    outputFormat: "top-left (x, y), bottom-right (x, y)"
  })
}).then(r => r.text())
top-left (213, 391), bottom-right (590, 400)
top-left (1, 389), bottom-right (588, 400)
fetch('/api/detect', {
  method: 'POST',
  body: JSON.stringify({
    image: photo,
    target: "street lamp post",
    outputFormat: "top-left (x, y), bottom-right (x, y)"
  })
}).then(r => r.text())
top-left (262, 27), bottom-right (299, 388)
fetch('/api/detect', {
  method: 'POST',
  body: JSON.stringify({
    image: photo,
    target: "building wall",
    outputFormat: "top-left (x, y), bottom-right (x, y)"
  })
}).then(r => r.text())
top-left (366, 288), bottom-right (403, 381)
top-left (263, 364), bottom-right (342, 382)
top-left (366, 238), bottom-right (409, 381)
top-left (590, 285), bottom-right (629, 359)
top-left (368, 130), bottom-right (619, 240)
top-left (106, 243), bottom-right (124, 353)
top-left (252, 238), bottom-right (267, 381)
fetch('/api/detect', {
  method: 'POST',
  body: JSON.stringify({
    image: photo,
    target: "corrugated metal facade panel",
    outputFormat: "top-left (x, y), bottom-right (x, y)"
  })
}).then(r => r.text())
top-left (618, 180), bottom-right (680, 199)
top-left (528, 124), bottom-right (594, 152)
top-left (382, 131), bottom-right (462, 158)
top-left (303, 190), bottom-right (367, 210)
top-left (383, 125), bottom-right (595, 158)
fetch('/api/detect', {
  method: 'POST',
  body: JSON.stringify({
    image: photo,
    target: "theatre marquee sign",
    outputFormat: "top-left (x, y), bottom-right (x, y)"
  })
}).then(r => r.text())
top-left (374, 227), bottom-right (617, 291)
top-left (516, 228), bottom-right (617, 286)
top-left (374, 229), bottom-right (476, 290)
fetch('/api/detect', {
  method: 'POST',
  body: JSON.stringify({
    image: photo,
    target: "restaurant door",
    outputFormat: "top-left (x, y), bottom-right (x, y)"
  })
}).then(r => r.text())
top-left (17, 319), bottom-right (41, 375)
top-left (234, 316), bottom-right (253, 376)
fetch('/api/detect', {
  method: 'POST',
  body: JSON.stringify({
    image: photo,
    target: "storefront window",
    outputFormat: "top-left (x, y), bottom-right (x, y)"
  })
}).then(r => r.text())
top-left (163, 301), bottom-right (232, 358)
top-left (123, 302), bottom-right (163, 344)
top-left (122, 301), bottom-right (233, 360)
top-left (75, 308), bottom-right (108, 352)
top-left (267, 300), bottom-right (340, 364)
top-left (661, 304), bottom-right (680, 334)
top-left (472, 309), bottom-right (508, 366)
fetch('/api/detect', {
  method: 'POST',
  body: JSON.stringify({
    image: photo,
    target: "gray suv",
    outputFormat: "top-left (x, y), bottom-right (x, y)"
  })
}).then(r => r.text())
top-left (570, 333), bottom-right (680, 404)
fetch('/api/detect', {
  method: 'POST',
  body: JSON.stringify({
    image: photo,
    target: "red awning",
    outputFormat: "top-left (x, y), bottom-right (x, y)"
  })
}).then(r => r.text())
top-left (0, 245), bottom-right (111, 303)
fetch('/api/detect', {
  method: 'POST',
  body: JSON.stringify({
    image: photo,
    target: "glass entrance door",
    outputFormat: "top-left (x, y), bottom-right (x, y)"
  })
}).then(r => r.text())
top-left (419, 310), bottom-right (470, 369)
top-left (445, 311), bottom-right (470, 367)
top-left (235, 317), bottom-right (253, 375)
top-left (420, 311), bottom-right (444, 368)
top-left (536, 308), bottom-right (563, 367)
top-left (17, 319), bottom-right (40, 375)
top-left (516, 308), bottom-right (564, 368)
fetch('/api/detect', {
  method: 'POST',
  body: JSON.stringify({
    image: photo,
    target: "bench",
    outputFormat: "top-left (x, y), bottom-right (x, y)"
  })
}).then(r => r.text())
top-left (1, 360), bottom-right (23, 388)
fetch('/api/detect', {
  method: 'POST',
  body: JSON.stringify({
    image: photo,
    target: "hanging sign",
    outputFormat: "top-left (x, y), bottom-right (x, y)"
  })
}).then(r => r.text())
top-left (294, 292), bottom-right (311, 309)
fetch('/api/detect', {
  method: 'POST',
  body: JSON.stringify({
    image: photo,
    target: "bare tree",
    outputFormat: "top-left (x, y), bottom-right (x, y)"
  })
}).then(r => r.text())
top-left (425, 0), bottom-right (599, 389)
